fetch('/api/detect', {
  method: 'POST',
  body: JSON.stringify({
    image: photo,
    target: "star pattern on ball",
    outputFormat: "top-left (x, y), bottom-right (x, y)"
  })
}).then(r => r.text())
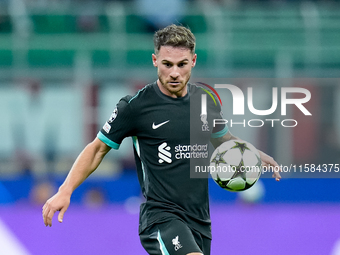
top-left (210, 150), bottom-right (227, 166)
top-left (231, 142), bottom-right (250, 155)
top-left (230, 159), bottom-right (246, 180)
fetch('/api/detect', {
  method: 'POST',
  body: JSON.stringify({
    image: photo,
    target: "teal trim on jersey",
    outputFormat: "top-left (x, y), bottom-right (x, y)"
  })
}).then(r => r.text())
top-left (128, 91), bottom-right (140, 103)
top-left (97, 132), bottom-right (120, 149)
top-left (132, 136), bottom-right (140, 156)
top-left (132, 136), bottom-right (145, 181)
top-left (141, 162), bottom-right (146, 182)
top-left (128, 85), bottom-right (148, 103)
top-left (157, 230), bottom-right (170, 255)
top-left (211, 125), bottom-right (229, 139)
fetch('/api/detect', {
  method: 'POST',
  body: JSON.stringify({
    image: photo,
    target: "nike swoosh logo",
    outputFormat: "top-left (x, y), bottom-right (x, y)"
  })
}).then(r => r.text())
top-left (152, 120), bottom-right (170, 129)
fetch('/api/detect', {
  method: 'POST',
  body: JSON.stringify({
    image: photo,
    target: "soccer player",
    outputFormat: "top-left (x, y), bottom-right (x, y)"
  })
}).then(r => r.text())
top-left (42, 24), bottom-right (281, 255)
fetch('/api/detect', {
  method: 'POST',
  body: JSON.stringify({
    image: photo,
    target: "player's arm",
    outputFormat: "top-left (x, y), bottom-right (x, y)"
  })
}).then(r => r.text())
top-left (210, 131), bottom-right (282, 181)
top-left (42, 137), bottom-right (111, 227)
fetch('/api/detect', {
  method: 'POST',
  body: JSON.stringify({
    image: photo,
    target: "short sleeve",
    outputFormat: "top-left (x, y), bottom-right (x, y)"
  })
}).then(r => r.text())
top-left (97, 95), bottom-right (135, 149)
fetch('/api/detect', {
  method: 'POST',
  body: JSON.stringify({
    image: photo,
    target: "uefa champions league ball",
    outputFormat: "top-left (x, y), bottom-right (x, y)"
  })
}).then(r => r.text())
top-left (210, 140), bottom-right (262, 192)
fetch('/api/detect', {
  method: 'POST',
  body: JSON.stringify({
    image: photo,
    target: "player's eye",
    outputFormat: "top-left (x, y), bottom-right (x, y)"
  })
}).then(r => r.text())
top-left (164, 62), bottom-right (172, 67)
top-left (178, 62), bottom-right (187, 68)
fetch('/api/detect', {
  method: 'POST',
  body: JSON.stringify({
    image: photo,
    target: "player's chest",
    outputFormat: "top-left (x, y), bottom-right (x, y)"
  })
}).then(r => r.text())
top-left (136, 103), bottom-right (212, 143)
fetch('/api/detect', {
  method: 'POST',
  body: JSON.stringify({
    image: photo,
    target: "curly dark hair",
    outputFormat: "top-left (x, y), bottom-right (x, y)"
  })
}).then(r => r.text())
top-left (153, 24), bottom-right (196, 55)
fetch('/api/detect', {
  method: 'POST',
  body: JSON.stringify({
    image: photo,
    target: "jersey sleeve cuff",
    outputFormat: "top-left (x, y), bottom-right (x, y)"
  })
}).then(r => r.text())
top-left (97, 131), bottom-right (120, 150)
top-left (211, 125), bottom-right (229, 139)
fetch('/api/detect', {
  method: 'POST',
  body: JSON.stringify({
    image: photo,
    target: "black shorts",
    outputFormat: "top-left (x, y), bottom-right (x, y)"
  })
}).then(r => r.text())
top-left (140, 219), bottom-right (211, 255)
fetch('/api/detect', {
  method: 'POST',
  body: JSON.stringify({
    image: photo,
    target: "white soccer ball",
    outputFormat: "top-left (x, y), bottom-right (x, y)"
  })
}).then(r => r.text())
top-left (210, 140), bottom-right (262, 192)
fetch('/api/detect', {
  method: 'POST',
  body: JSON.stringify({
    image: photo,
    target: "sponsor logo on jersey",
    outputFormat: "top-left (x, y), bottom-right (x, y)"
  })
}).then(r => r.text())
top-left (158, 143), bottom-right (209, 164)
top-left (158, 142), bottom-right (209, 164)
top-left (175, 144), bottom-right (209, 159)
top-left (158, 142), bottom-right (172, 163)
top-left (172, 236), bottom-right (183, 251)
top-left (152, 120), bottom-right (170, 129)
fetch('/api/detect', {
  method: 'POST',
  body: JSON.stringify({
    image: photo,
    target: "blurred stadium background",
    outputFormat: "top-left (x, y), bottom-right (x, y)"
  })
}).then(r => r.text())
top-left (1, 0), bottom-right (340, 254)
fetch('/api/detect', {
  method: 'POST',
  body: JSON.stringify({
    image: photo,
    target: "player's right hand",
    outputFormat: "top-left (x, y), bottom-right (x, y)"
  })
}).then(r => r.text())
top-left (42, 191), bottom-right (70, 227)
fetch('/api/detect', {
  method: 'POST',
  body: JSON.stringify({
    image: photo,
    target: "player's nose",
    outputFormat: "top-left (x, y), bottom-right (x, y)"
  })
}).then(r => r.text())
top-left (170, 66), bottom-right (180, 79)
top-left (170, 71), bottom-right (179, 80)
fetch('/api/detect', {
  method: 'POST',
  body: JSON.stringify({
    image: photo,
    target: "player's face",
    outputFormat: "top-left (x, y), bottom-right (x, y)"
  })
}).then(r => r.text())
top-left (152, 46), bottom-right (197, 98)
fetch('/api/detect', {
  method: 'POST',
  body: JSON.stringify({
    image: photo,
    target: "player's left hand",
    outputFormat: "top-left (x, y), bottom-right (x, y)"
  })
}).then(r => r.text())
top-left (258, 150), bottom-right (282, 181)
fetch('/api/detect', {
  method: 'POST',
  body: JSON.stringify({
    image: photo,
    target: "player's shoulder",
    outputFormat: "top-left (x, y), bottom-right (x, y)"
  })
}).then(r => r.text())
top-left (189, 82), bottom-right (222, 107)
top-left (116, 82), bottom-right (154, 110)
top-left (126, 82), bottom-right (155, 105)
top-left (189, 82), bottom-right (214, 95)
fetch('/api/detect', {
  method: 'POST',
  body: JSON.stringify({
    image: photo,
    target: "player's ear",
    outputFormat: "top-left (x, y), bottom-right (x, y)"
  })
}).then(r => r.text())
top-left (152, 54), bottom-right (158, 67)
top-left (191, 53), bottom-right (197, 67)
